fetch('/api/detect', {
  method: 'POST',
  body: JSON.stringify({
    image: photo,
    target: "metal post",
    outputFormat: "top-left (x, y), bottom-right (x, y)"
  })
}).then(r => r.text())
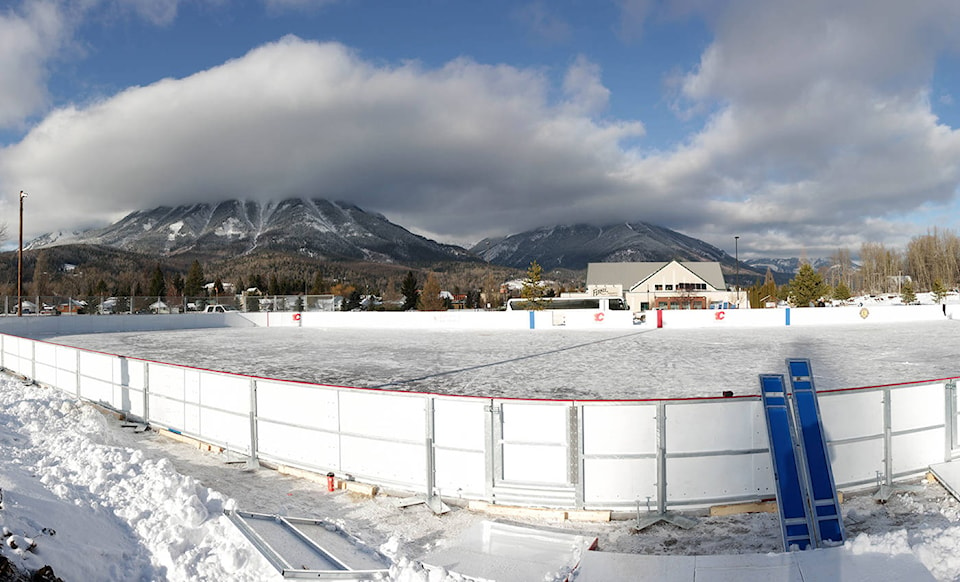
top-left (734, 235), bottom-right (740, 306)
top-left (946, 380), bottom-right (958, 460)
top-left (17, 191), bottom-right (26, 317)
top-left (247, 379), bottom-right (260, 468)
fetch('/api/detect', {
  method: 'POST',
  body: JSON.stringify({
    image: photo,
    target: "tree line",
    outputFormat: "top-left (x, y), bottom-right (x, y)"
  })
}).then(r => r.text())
top-left (747, 229), bottom-right (960, 307)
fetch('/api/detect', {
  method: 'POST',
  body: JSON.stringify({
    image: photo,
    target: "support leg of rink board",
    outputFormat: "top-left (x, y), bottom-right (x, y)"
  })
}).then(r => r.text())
top-left (786, 358), bottom-right (846, 547)
top-left (760, 374), bottom-right (815, 551)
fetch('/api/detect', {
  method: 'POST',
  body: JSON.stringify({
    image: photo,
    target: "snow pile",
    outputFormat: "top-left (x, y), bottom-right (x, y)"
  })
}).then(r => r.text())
top-left (0, 376), bottom-right (279, 581)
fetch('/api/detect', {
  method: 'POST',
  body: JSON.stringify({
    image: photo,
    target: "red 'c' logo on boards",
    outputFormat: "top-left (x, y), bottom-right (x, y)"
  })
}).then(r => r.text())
top-left (594, 312), bottom-right (605, 322)
top-left (293, 313), bottom-right (302, 321)
top-left (715, 311), bottom-right (725, 321)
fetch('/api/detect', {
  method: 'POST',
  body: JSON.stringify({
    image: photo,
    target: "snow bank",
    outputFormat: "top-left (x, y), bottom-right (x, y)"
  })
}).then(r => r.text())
top-left (0, 376), bottom-right (280, 581)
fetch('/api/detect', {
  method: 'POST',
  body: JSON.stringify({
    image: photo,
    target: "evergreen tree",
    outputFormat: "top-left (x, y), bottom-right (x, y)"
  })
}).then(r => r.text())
top-left (901, 280), bottom-right (917, 305)
top-left (401, 271), bottom-right (420, 311)
top-left (832, 281), bottom-right (852, 301)
top-left (184, 260), bottom-right (205, 297)
top-left (520, 260), bottom-right (547, 310)
top-left (213, 277), bottom-right (225, 295)
top-left (171, 272), bottom-right (185, 296)
top-left (932, 279), bottom-right (948, 304)
top-left (148, 265), bottom-right (166, 298)
top-left (342, 289), bottom-right (362, 311)
top-left (268, 273), bottom-right (280, 296)
top-left (418, 273), bottom-right (446, 311)
top-left (787, 263), bottom-right (827, 307)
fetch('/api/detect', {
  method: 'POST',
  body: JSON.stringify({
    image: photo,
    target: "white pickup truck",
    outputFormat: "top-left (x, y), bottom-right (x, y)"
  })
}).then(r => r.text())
top-left (203, 305), bottom-right (238, 313)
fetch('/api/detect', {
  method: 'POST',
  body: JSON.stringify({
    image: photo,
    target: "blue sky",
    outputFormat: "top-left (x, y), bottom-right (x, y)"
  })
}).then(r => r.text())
top-left (2, 0), bottom-right (960, 259)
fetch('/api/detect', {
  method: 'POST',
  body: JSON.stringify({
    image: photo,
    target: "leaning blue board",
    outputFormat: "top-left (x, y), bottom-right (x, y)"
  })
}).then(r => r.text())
top-left (786, 358), bottom-right (846, 546)
top-left (759, 373), bottom-right (816, 550)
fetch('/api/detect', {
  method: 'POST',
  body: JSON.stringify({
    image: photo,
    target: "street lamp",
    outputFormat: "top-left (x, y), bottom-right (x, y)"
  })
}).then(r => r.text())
top-left (17, 191), bottom-right (27, 317)
top-left (734, 235), bottom-right (740, 306)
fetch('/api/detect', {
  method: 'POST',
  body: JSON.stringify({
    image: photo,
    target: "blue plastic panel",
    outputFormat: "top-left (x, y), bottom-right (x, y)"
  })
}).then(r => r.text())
top-left (760, 374), bottom-right (814, 551)
top-left (786, 359), bottom-right (846, 546)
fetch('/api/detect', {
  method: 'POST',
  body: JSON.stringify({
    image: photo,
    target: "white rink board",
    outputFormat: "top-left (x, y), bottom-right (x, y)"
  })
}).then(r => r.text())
top-left (197, 372), bottom-right (249, 414)
top-left (255, 380), bottom-right (340, 429)
top-left (257, 420), bottom-right (340, 471)
top-left (667, 454), bottom-right (774, 501)
top-left (893, 429), bottom-right (946, 475)
top-left (819, 390), bottom-right (884, 441)
top-left (339, 391), bottom-right (426, 443)
top-left (198, 406), bottom-right (250, 451)
top-left (828, 438), bottom-right (884, 486)
top-left (3, 317), bottom-right (960, 511)
top-left (148, 363), bottom-right (187, 400)
top-left (340, 434), bottom-right (426, 489)
top-left (891, 383), bottom-right (944, 431)
top-left (665, 400), bottom-right (766, 453)
top-left (581, 404), bottom-right (657, 455)
top-left (583, 458), bottom-right (657, 506)
top-left (433, 398), bottom-right (488, 496)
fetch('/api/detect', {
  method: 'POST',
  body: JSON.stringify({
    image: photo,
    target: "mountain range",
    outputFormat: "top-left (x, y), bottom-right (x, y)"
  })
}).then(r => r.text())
top-left (28, 199), bottom-right (477, 266)
top-left (26, 197), bottom-right (808, 280)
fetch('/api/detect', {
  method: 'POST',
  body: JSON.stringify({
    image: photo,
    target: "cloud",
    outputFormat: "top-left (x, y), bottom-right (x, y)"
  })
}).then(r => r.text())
top-left (0, 2), bottom-right (67, 129)
top-left (658, 0), bottom-right (960, 255)
top-left (4, 0), bottom-right (960, 259)
top-left (0, 37), bottom-right (644, 243)
top-left (262, 0), bottom-right (339, 16)
top-left (512, 2), bottom-right (572, 45)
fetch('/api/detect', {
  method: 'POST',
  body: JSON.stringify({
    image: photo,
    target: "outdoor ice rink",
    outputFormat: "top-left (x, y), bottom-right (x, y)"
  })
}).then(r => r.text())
top-left (44, 319), bottom-right (960, 399)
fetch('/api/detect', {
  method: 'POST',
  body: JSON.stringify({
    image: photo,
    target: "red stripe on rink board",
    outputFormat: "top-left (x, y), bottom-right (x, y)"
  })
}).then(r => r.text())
top-left (9, 333), bottom-right (960, 403)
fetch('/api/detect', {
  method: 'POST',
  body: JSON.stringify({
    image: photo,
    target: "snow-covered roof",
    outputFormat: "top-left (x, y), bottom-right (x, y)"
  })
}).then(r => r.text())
top-left (586, 260), bottom-right (727, 291)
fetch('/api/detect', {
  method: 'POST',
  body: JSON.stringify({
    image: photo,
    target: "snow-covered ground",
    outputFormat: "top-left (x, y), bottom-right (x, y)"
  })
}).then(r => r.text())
top-left (3, 321), bottom-right (960, 580)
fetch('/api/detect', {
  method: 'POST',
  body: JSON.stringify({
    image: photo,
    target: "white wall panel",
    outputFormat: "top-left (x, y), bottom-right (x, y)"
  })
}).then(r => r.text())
top-left (500, 402), bottom-right (568, 443)
top-left (258, 421), bottom-right (340, 470)
top-left (502, 444), bottom-right (567, 484)
top-left (198, 372), bottom-right (249, 413)
top-left (667, 454), bottom-right (773, 501)
top-left (435, 450), bottom-right (485, 496)
top-left (339, 391), bottom-right (424, 442)
top-left (820, 390), bottom-right (883, 441)
top-left (256, 380), bottom-right (339, 429)
top-left (340, 435), bottom-right (425, 487)
top-left (891, 384), bottom-right (944, 431)
top-left (892, 429), bottom-right (945, 474)
top-left (198, 407), bottom-right (249, 451)
top-left (148, 364), bottom-right (185, 399)
top-left (583, 458), bottom-right (657, 505)
top-left (79, 351), bottom-right (115, 383)
top-left (79, 376), bottom-right (114, 404)
top-left (434, 398), bottom-right (487, 450)
top-left (582, 404), bottom-right (657, 455)
top-left (148, 394), bottom-right (185, 430)
top-left (829, 439), bottom-right (884, 486)
top-left (666, 401), bottom-right (765, 453)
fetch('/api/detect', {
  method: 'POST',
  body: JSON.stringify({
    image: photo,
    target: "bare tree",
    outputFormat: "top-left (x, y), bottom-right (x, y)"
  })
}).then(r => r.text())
top-left (907, 228), bottom-right (960, 292)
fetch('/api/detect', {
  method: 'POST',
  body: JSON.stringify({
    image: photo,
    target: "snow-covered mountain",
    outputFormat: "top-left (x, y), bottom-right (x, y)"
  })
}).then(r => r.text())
top-left (471, 222), bottom-right (738, 270)
top-left (744, 257), bottom-right (833, 275)
top-left (27, 198), bottom-right (478, 265)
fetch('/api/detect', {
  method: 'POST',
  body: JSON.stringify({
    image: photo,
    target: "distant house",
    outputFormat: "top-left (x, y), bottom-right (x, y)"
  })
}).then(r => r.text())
top-left (586, 260), bottom-right (740, 311)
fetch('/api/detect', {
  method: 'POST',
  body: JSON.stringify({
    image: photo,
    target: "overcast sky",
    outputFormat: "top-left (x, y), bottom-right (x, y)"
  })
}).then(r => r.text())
top-left (1, 0), bottom-right (960, 258)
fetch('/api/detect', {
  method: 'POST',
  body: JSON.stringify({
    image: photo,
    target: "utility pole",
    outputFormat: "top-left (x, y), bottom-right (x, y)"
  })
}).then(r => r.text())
top-left (17, 191), bottom-right (27, 317)
top-left (734, 235), bottom-right (740, 306)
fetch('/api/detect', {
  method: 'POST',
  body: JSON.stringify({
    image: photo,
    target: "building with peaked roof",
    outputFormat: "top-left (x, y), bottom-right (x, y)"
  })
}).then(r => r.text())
top-left (586, 260), bottom-right (741, 311)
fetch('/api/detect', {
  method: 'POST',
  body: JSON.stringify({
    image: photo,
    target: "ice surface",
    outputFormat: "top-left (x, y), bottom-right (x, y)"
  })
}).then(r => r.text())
top-left (44, 320), bottom-right (960, 399)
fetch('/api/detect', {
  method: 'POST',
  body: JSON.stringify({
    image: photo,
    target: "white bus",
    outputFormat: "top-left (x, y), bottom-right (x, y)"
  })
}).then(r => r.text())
top-left (505, 297), bottom-right (629, 311)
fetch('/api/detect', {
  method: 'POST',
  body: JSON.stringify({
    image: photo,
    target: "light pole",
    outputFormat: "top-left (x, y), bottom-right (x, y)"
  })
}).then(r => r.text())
top-left (17, 191), bottom-right (27, 317)
top-left (734, 235), bottom-right (740, 306)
